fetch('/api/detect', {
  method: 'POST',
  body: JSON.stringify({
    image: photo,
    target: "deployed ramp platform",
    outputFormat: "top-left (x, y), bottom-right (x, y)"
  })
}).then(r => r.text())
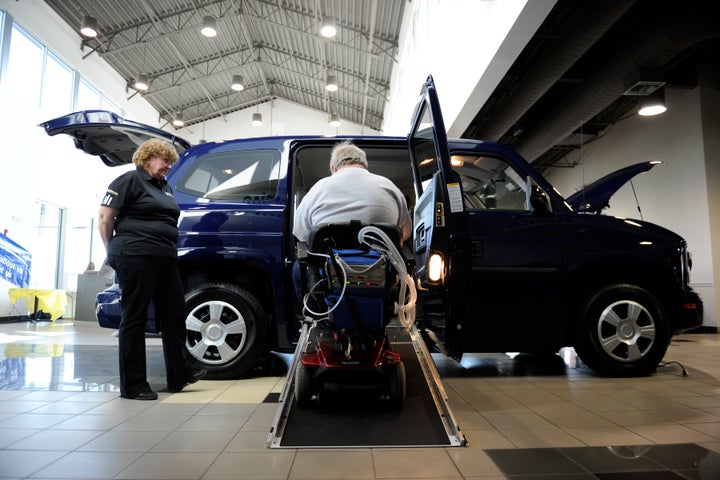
top-left (267, 323), bottom-right (466, 448)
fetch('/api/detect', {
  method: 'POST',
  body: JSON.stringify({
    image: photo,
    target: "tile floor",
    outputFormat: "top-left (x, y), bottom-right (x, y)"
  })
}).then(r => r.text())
top-left (0, 319), bottom-right (719, 479)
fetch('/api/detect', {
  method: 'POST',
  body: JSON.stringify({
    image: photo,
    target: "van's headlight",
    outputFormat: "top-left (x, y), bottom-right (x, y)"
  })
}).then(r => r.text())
top-left (427, 252), bottom-right (444, 283)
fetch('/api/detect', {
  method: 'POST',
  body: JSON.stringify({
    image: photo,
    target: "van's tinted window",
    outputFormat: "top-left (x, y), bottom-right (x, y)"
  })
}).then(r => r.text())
top-left (177, 150), bottom-right (281, 201)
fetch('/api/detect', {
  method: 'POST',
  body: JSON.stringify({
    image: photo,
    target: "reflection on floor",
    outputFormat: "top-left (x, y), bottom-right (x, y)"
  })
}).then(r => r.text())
top-left (0, 319), bottom-right (719, 479)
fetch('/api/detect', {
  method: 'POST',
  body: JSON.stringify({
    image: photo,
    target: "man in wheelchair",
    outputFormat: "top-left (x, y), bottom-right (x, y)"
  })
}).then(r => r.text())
top-left (292, 142), bottom-right (414, 407)
top-left (292, 140), bottom-right (411, 244)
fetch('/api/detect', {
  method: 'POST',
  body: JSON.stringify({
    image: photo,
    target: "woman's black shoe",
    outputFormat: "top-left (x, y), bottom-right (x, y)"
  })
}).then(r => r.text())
top-left (168, 367), bottom-right (207, 393)
top-left (121, 389), bottom-right (158, 400)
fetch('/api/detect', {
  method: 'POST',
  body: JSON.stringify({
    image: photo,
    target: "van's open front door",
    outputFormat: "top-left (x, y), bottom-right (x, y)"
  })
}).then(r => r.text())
top-left (408, 76), bottom-right (470, 360)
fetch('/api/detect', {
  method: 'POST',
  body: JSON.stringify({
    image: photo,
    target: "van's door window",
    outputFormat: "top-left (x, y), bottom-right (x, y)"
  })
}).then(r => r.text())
top-left (453, 154), bottom-right (552, 213)
top-left (410, 104), bottom-right (440, 194)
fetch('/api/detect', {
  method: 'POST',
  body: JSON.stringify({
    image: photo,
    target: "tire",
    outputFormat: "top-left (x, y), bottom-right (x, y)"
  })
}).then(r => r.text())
top-left (574, 284), bottom-right (669, 377)
top-left (295, 362), bottom-right (314, 407)
top-left (386, 361), bottom-right (406, 406)
top-left (184, 283), bottom-right (267, 379)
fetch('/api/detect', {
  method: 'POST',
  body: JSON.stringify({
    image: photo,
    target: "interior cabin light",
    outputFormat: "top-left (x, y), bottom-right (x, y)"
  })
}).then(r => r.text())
top-left (427, 252), bottom-right (444, 283)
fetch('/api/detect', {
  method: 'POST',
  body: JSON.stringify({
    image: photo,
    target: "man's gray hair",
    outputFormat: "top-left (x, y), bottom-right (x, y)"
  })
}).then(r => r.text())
top-left (329, 140), bottom-right (368, 172)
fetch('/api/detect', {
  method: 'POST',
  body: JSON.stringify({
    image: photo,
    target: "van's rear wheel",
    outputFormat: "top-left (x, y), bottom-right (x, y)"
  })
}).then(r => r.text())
top-left (184, 283), bottom-right (267, 379)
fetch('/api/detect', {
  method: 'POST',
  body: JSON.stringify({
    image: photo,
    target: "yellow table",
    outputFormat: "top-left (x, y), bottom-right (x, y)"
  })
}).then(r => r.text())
top-left (8, 288), bottom-right (67, 321)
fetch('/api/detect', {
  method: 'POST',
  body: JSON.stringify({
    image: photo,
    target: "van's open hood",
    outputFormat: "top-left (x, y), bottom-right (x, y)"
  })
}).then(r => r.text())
top-left (565, 161), bottom-right (660, 214)
top-left (40, 110), bottom-right (192, 166)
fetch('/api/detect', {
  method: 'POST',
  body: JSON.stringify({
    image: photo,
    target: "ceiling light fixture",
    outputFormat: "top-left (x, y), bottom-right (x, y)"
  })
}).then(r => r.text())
top-left (231, 74), bottom-right (244, 91)
top-left (134, 73), bottom-right (149, 91)
top-left (320, 16), bottom-right (337, 38)
top-left (80, 15), bottom-right (98, 38)
top-left (172, 112), bottom-right (185, 128)
top-left (199, 122), bottom-right (207, 143)
top-left (638, 88), bottom-right (667, 116)
top-left (329, 113), bottom-right (341, 127)
top-left (251, 112), bottom-right (263, 126)
top-left (325, 74), bottom-right (338, 92)
top-left (201, 16), bottom-right (217, 37)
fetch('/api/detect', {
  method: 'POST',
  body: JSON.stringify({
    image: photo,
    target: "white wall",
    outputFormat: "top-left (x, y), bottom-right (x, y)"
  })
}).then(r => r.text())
top-left (177, 98), bottom-right (377, 145)
top-left (0, 0), bottom-right (158, 247)
top-left (0, 0), bottom-right (158, 314)
top-left (700, 77), bottom-right (720, 331)
top-left (545, 86), bottom-right (717, 328)
top-left (383, 0), bottom-right (556, 136)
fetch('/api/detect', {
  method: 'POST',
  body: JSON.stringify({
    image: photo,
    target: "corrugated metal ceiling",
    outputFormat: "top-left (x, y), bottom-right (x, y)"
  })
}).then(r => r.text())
top-left (42, 0), bottom-right (406, 131)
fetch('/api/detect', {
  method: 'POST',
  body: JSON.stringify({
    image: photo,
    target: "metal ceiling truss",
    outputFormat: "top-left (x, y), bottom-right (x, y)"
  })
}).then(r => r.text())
top-left (45, 0), bottom-right (404, 131)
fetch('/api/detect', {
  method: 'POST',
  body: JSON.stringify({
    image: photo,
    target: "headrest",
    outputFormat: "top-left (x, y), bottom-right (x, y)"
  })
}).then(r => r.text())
top-left (308, 221), bottom-right (401, 252)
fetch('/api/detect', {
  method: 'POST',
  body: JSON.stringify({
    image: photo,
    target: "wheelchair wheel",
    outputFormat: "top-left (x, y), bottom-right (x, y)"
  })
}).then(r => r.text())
top-left (386, 361), bottom-right (406, 407)
top-left (295, 362), bottom-right (315, 406)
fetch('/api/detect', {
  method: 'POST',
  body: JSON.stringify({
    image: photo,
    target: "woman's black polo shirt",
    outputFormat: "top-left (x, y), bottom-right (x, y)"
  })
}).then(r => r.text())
top-left (101, 166), bottom-right (180, 257)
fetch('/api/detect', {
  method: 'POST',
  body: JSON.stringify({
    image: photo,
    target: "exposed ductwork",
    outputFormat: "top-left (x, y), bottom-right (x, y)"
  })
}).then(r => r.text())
top-left (474, 0), bottom-right (637, 142)
top-left (515, 1), bottom-right (720, 162)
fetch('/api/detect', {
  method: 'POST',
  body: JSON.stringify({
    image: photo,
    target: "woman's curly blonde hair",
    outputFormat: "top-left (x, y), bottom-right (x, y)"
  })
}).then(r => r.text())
top-left (132, 138), bottom-right (180, 168)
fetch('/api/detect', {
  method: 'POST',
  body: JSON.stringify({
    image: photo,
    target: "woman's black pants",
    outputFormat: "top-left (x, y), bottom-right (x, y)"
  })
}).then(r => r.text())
top-left (109, 254), bottom-right (187, 397)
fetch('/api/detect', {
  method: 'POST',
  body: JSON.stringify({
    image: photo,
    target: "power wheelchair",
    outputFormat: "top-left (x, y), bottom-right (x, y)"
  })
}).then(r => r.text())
top-left (293, 222), bottom-right (416, 407)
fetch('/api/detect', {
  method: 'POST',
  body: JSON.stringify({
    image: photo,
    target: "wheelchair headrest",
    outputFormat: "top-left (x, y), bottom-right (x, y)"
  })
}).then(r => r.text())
top-left (308, 221), bottom-right (402, 253)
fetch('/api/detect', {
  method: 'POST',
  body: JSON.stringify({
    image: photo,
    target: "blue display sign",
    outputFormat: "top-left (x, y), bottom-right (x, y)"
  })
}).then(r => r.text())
top-left (0, 233), bottom-right (32, 288)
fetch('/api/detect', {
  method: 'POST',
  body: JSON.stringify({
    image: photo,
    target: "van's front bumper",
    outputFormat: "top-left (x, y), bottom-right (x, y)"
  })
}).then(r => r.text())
top-left (671, 289), bottom-right (703, 334)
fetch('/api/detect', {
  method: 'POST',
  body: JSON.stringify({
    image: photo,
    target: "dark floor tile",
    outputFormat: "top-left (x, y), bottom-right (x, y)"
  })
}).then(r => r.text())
top-left (1, 342), bottom-right (288, 392)
top-left (642, 443), bottom-right (720, 472)
top-left (595, 471), bottom-right (686, 479)
top-left (486, 448), bottom-right (586, 476)
top-left (506, 475), bottom-right (596, 480)
top-left (487, 445), bottom-right (720, 480)
top-left (676, 466), bottom-right (720, 480)
top-left (264, 392), bottom-right (281, 403)
top-left (0, 344), bottom-right (163, 392)
top-left (560, 445), bottom-right (663, 473)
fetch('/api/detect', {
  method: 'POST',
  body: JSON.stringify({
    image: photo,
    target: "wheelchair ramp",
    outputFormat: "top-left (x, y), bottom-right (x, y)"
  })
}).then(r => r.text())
top-left (267, 324), bottom-right (466, 448)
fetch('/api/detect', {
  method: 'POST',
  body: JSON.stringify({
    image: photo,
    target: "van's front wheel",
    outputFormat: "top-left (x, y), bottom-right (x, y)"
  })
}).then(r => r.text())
top-left (574, 284), bottom-right (668, 377)
top-left (184, 283), bottom-right (267, 379)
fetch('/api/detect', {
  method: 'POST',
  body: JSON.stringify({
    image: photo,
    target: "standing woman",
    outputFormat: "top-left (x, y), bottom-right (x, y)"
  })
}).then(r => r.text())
top-left (98, 138), bottom-right (206, 400)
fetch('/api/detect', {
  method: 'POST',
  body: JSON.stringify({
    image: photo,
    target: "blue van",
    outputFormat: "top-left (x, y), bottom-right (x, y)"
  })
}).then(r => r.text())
top-left (42, 76), bottom-right (702, 378)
